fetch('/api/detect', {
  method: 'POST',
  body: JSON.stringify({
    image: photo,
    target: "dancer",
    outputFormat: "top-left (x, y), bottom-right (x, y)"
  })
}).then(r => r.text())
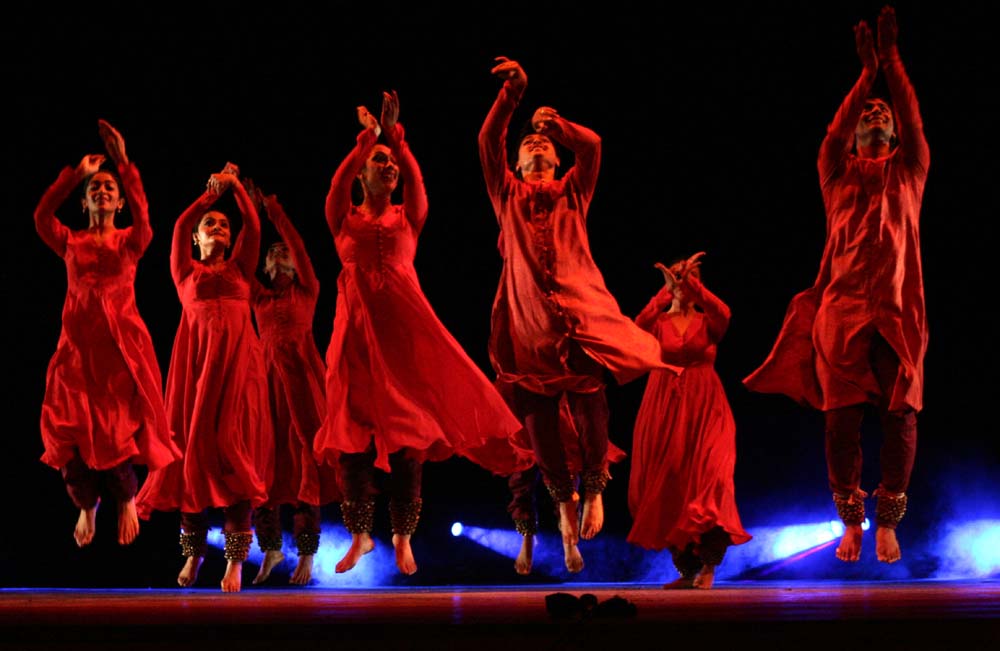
top-left (136, 164), bottom-right (273, 592)
top-left (744, 6), bottom-right (928, 564)
top-left (629, 254), bottom-right (751, 589)
top-left (34, 119), bottom-right (180, 548)
top-left (314, 90), bottom-right (522, 576)
top-left (479, 57), bottom-right (673, 572)
top-left (246, 181), bottom-right (340, 586)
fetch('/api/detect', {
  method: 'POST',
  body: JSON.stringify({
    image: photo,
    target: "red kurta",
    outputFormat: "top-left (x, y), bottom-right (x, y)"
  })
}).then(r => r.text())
top-left (251, 196), bottom-right (340, 507)
top-left (744, 55), bottom-right (929, 413)
top-left (313, 124), bottom-right (523, 473)
top-left (478, 81), bottom-right (673, 396)
top-left (627, 277), bottom-right (751, 552)
top-left (137, 187), bottom-right (273, 518)
top-left (34, 163), bottom-right (180, 472)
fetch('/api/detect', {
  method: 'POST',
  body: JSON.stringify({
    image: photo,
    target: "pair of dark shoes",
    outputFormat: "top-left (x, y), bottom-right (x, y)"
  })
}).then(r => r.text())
top-left (545, 592), bottom-right (637, 619)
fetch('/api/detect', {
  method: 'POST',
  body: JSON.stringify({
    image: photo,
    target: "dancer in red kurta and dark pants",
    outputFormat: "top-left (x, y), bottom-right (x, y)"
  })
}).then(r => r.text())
top-left (137, 166), bottom-right (274, 592)
top-left (629, 254), bottom-right (751, 589)
top-left (35, 120), bottom-right (181, 549)
top-left (314, 91), bottom-right (522, 576)
top-left (480, 57), bottom-right (674, 573)
top-left (247, 184), bottom-right (340, 586)
top-left (744, 6), bottom-right (928, 565)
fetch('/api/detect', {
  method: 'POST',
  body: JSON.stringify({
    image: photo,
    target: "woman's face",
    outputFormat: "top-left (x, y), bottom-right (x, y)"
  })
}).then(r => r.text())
top-left (265, 242), bottom-right (294, 280)
top-left (358, 145), bottom-right (399, 197)
top-left (194, 211), bottom-right (231, 250)
top-left (81, 171), bottom-right (124, 216)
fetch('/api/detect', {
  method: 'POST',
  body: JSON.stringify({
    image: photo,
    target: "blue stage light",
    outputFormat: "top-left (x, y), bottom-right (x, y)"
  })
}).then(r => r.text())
top-left (451, 522), bottom-right (464, 537)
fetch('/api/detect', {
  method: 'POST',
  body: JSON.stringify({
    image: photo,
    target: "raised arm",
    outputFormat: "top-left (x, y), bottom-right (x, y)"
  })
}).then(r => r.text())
top-left (171, 187), bottom-right (215, 285)
top-left (683, 275), bottom-right (731, 343)
top-left (478, 56), bottom-right (526, 211)
top-left (635, 283), bottom-right (674, 332)
top-left (34, 158), bottom-right (97, 257)
top-left (381, 90), bottom-right (429, 234)
top-left (877, 6), bottom-right (929, 172)
top-left (326, 124), bottom-right (379, 237)
top-left (533, 106), bottom-right (602, 202)
top-left (818, 20), bottom-right (879, 184)
top-left (261, 191), bottom-right (319, 296)
top-left (98, 119), bottom-right (153, 255)
top-left (228, 174), bottom-right (262, 279)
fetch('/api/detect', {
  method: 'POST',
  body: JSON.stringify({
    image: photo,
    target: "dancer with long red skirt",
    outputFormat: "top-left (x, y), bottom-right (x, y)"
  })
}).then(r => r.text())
top-left (246, 182), bottom-right (340, 586)
top-left (479, 57), bottom-right (674, 573)
top-left (34, 119), bottom-right (180, 549)
top-left (137, 165), bottom-right (273, 592)
top-left (629, 254), bottom-right (751, 589)
top-left (314, 90), bottom-right (522, 576)
top-left (744, 6), bottom-right (928, 565)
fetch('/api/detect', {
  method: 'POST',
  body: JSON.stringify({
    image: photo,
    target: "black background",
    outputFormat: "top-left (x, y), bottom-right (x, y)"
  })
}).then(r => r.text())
top-left (3, 1), bottom-right (997, 588)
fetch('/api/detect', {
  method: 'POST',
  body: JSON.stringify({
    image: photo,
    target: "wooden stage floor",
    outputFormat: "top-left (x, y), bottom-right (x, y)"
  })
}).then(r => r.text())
top-left (2, 580), bottom-right (998, 650)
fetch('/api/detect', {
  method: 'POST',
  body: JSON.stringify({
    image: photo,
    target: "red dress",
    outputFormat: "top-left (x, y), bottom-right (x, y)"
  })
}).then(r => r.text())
top-left (478, 80), bottom-right (673, 397)
top-left (251, 196), bottom-right (340, 507)
top-left (313, 124), bottom-right (523, 473)
top-left (744, 54), bottom-right (929, 413)
top-left (627, 278), bottom-right (751, 552)
top-left (34, 163), bottom-right (180, 472)
top-left (136, 188), bottom-right (273, 518)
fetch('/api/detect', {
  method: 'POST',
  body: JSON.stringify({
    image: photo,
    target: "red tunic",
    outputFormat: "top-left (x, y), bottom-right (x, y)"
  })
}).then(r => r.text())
top-left (627, 278), bottom-right (751, 552)
top-left (313, 124), bottom-right (523, 473)
top-left (251, 196), bottom-right (340, 507)
top-left (34, 163), bottom-right (180, 472)
top-left (478, 81), bottom-right (672, 396)
top-left (744, 55), bottom-right (929, 413)
top-left (136, 187), bottom-right (273, 518)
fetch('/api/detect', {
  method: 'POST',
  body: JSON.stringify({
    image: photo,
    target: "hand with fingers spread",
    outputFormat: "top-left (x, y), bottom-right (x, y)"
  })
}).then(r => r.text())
top-left (491, 56), bottom-right (527, 93)
top-left (380, 89), bottom-right (399, 133)
top-left (854, 20), bottom-right (878, 73)
top-left (877, 4), bottom-right (898, 60)
top-left (98, 120), bottom-right (129, 167)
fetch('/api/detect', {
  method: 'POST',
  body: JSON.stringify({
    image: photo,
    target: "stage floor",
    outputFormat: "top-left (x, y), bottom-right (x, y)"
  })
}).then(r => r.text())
top-left (2, 580), bottom-right (998, 650)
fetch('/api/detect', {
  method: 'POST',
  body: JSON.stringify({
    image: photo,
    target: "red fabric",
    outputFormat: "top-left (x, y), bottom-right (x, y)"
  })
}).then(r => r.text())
top-left (627, 276), bottom-right (751, 552)
top-left (478, 82), bottom-right (675, 395)
top-left (34, 163), bottom-right (180, 472)
top-left (251, 197), bottom-right (340, 507)
top-left (313, 124), bottom-right (523, 473)
top-left (136, 187), bottom-right (273, 518)
top-left (744, 54), bottom-right (929, 413)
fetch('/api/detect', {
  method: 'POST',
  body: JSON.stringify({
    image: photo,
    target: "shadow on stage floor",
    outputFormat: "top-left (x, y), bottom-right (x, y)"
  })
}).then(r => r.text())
top-left (2, 580), bottom-right (998, 651)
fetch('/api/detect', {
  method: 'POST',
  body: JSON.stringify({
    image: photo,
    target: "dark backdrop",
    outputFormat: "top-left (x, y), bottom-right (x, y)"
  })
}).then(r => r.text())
top-left (3, 1), bottom-right (996, 587)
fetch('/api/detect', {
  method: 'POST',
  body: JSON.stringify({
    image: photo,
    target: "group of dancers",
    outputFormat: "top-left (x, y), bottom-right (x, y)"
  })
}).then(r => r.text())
top-left (34, 6), bottom-right (928, 592)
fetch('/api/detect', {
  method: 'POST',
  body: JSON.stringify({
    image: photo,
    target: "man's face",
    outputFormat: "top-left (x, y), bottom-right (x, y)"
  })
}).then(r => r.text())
top-left (517, 134), bottom-right (559, 175)
top-left (856, 99), bottom-right (895, 141)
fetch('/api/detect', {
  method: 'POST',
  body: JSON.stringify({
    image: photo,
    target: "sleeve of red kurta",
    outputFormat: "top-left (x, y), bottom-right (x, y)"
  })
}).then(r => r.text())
top-left (265, 194), bottom-right (319, 297)
top-left (685, 276), bottom-right (731, 343)
top-left (478, 82), bottom-right (521, 220)
top-left (118, 161), bottom-right (153, 256)
top-left (326, 128), bottom-right (379, 237)
top-left (555, 118), bottom-right (601, 208)
top-left (384, 122), bottom-right (429, 235)
top-left (171, 191), bottom-right (217, 286)
top-left (818, 67), bottom-right (877, 187)
top-left (634, 285), bottom-right (673, 332)
top-left (34, 166), bottom-right (80, 258)
top-left (881, 49), bottom-right (930, 173)
top-left (230, 181), bottom-right (262, 280)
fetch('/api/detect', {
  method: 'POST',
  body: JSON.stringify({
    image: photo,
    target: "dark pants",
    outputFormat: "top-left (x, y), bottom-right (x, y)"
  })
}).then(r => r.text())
top-left (338, 444), bottom-right (422, 504)
top-left (181, 500), bottom-right (253, 535)
top-left (61, 450), bottom-right (137, 510)
top-left (253, 503), bottom-right (321, 542)
top-left (824, 335), bottom-right (918, 496)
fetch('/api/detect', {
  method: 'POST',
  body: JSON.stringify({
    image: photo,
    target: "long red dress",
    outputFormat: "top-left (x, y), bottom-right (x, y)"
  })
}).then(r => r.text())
top-left (743, 53), bottom-right (928, 413)
top-left (34, 162), bottom-right (180, 472)
top-left (627, 277), bottom-right (751, 552)
top-left (313, 124), bottom-right (523, 473)
top-left (251, 195), bottom-right (340, 507)
top-left (136, 186), bottom-right (273, 518)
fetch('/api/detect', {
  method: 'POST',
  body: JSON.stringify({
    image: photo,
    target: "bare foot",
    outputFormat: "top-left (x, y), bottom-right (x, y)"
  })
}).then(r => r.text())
top-left (580, 493), bottom-right (604, 540)
top-left (663, 576), bottom-right (695, 589)
top-left (557, 496), bottom-right (580, 547)
top-left (514, 534), bottom-right (534, 575)
top-left (221, 560), bottom-right (243, 592)
top-left (74, 501), bottom-right (99, 548)
top-left (392, 534), bottom-right (418, 575)
top-left (252, 549), bottom-right (285, 585)
top-left (876, 527), bottom-right (902, 563)
top-left (117, 498), bottom-right (140, 545)
top-left (336, 533), bottom-right (375, 573)
top-left (290, 554), bottom-right (314, 585)
top-left (177, 556), bottom-right (203, 587)
top-left (835, 524), bottom-right (863, 562)
top-left (693, 564), bottom-right (716, 589)
top-left (563, 542), bottom-right (584, 573)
